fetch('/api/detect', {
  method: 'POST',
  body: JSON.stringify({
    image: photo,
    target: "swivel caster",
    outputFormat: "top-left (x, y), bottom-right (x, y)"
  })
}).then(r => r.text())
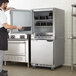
top-left (51, 67), bottom-right (55, 71)
top-left (32, 66), bottom-right (36, 69)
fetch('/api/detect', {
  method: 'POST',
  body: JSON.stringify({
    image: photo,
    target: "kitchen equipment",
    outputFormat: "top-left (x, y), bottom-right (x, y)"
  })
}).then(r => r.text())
top-left (10, 9), bottom-right (34, 34)
top-left (4, 34), bottom-right (29, 67)
top-left (31, 8), bottom-right (65, 69)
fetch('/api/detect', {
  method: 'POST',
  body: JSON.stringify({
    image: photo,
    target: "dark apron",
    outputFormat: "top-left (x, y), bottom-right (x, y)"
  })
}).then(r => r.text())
top-left (0, 9), bottom-right (8, 51)
top-left (0, 27), bottom-right (8, 51)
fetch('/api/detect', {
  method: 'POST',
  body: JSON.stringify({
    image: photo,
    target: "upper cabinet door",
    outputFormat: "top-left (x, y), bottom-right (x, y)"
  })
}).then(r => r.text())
top-left (10, 9), bottom-right (34, 34)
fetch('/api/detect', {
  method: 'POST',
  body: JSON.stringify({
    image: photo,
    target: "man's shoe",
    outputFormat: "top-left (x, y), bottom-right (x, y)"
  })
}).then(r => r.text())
top-left (0, 71), bottom-right (4, 76)
top-left (2, 70), bottom-right (8, 73)
top-left (0, 70), bottom-right (8, 76)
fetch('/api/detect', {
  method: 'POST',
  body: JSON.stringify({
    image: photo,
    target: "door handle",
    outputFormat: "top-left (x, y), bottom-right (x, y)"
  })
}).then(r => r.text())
top-left (46, 40), bottom-right (53, 42)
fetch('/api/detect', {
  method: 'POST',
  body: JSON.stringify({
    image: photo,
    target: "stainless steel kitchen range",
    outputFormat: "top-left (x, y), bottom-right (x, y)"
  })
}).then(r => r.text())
top-left (4, 34), bottom-right (29, 67)
top-left (4, 8), bottom-right (64, 69)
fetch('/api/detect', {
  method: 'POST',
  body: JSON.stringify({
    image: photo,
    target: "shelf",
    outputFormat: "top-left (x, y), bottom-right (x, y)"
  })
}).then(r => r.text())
top-left (72, 14), bottom-right (76, 17)
top-left (68, 36), bottom-right (76, 39)
top-left (72, 4), bottom-right (76, 7)
top-left (35, 19), bottom-right (53, 22)
top-left (35, 26), bottom-right (53, 27)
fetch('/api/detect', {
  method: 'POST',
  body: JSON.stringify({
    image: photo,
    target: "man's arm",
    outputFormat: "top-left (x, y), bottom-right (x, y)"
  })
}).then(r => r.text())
top-left (3, 23), bottom-right (22, 30)
top-left (4, 7), bottom-right (15, 12)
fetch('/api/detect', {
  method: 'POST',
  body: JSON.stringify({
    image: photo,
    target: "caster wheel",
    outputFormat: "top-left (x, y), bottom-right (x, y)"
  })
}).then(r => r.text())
top-left (32, 66), bottom-right (36, 69)
top-left (51, 67), bottom-right (55, 71)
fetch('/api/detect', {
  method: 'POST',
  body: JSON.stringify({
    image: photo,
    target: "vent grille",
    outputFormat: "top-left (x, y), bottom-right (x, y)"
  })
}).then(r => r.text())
top-left (4, 55), bottom-right (26, 62)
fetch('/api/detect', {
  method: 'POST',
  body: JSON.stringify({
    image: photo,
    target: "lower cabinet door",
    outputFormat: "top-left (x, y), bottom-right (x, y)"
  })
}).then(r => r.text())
top-left (31, 40), bottom-right (53, 65)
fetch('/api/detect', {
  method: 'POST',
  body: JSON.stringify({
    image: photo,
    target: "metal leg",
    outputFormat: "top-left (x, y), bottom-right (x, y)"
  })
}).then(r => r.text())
top-left (33, 66), bottom-right (36, 69)
top-left (71, 38), bottom-right (74, 71)
top-left (51, 67), bottom-right (55, 70)
top-left (51, 65), bottom-right (55, 70)
top-left (71, 6), bottom-right (74, 71)
top-left (27, 63), bottom-right (30, 68)
top-left (31, 64), bottom-right (36, 69)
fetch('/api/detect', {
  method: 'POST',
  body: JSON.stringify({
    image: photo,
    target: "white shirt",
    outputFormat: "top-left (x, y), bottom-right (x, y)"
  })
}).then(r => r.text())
top-left (0, 9), bottom-right (7, 28)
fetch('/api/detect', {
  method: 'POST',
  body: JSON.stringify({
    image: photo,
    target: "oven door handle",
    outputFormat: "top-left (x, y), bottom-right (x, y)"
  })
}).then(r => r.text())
top-left (8, 41), bottom-right (26, 44)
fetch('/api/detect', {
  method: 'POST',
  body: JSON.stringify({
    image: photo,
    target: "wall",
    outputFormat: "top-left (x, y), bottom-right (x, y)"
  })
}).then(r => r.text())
top-left (5, 0), bottom-right (31, 24)
top-left (6, 0), bottom-right (76, 66)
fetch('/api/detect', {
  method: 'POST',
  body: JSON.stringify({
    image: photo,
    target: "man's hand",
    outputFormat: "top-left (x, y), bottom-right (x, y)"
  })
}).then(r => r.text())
top-left (7, 7), bottom-right (15, 10)
top-left (4, 7), bottom-right (15, 12)
top-left (16, 26), bottom-right (22, 30)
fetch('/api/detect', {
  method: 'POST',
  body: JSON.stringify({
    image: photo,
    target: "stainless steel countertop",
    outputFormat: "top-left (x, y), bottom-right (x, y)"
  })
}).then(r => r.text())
top-left (8, 39), bottom-right (28, 41)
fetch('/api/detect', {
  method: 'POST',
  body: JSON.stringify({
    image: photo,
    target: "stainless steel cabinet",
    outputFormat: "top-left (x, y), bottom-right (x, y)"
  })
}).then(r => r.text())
top-left (31, 40), bottom-right (53, 65)
top-left (31, 39), bottom-right (64, 69)
top-left (31, 8), bottom-right (65, 69)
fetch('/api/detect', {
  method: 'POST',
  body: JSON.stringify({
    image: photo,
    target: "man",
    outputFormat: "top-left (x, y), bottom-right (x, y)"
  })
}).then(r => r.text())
top-left (0, 0), bottom-right (22, 75)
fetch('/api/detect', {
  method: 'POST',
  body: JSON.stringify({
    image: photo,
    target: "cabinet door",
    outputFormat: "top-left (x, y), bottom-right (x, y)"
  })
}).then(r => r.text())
top-left (10, 9), bottom-right (33, 34)
top-left (5, 41), bottom-right (26, 55)
top-left (31, 40), bottom-right (53, 65)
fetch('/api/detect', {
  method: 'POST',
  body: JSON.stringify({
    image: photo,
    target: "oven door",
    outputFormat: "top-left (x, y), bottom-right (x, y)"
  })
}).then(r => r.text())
top-left (5, 41), bottom-right (26, 56)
